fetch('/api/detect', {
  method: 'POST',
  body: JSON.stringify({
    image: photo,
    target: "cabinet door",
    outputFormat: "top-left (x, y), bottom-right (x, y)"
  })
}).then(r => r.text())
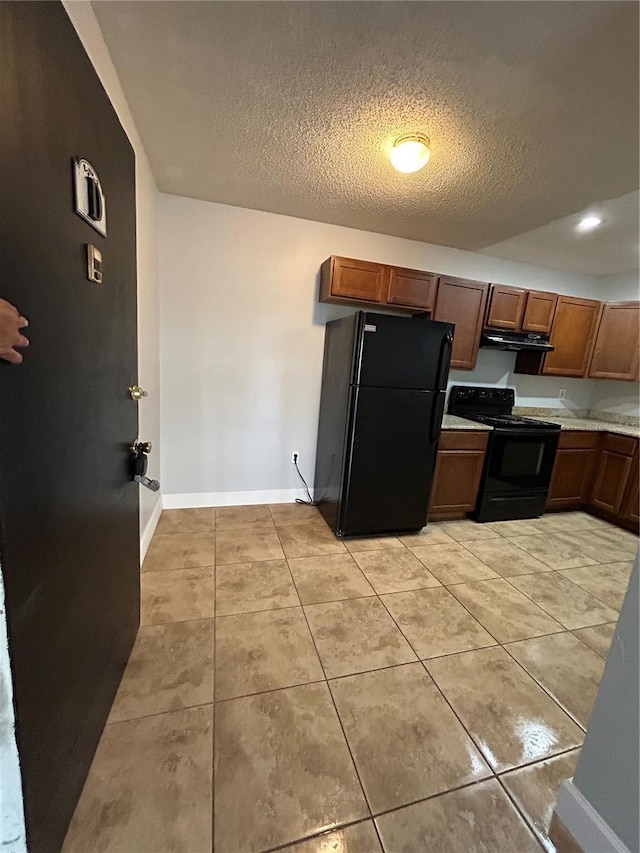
top-left (323, 256), bottom-right (387, 304)
top-left (588, 301), bottom-right (640, 381)
top-left (429, 449), bottom-right (486, 516)
top-left (486, 284), bottom-right (527, 330)
top-left (522, 291), bottom-right (558, 334)
top-left (547, 448), bottom-right (595, 508)
top-left (542, 296), bottom-right (601, 377)
top-left (622, 457), bottom-right (639, 525)
top-left (590, 450), bottom-right (634, 515)
top-left (433, 277), bottom-right (489, 370)
top-left (387, 267), bottom-right (436, 311)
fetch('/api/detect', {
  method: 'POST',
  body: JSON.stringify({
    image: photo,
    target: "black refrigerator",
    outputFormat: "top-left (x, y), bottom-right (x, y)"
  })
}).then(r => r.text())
top-left (314, 311), bottom-right (454, 537)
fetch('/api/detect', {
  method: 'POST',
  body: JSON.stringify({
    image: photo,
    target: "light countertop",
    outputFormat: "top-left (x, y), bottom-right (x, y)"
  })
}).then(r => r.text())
top-left (441, 412), bottom-right (639, 438)
top-left (523, 416), bottom-right (640, 438)
top-left (441, 414), bottom-right (490, 431)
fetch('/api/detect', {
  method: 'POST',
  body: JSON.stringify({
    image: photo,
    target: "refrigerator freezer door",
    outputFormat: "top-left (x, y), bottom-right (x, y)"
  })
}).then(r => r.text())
top-left (355, 312), bottom-right (454, 391)
top-left (339, 387), bottom-right (440, 536)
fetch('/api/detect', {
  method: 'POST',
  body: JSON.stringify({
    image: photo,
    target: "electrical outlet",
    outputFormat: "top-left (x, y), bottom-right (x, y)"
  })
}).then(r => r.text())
top-left (558, 389), bottom-right (567, 400)
top-left (291, 451), bottom-right (299, 464)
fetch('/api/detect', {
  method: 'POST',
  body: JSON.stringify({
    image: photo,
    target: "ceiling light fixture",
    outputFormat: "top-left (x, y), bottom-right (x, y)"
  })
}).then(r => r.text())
top-left (577, 214), bottom-right (603, 232)
top-left (390, 133), bottom-right (431, 173)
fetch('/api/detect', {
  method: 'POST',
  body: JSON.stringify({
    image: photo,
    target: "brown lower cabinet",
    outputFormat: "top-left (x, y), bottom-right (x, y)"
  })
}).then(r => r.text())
top-left (429, 430), bottom-right (488, 518)
top-left (547, 430), bottom-right (639, 532)
top-left (546, 431), bottom-right (598, 509)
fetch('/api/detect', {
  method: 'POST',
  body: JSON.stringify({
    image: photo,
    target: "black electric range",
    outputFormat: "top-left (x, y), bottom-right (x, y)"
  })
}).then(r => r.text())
top-left (448, 386), bottom-right (561, 522)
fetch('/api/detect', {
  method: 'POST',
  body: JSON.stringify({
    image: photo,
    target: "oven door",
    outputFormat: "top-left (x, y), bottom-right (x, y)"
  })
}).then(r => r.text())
top-left (484, 429), bottom-right (560, 494)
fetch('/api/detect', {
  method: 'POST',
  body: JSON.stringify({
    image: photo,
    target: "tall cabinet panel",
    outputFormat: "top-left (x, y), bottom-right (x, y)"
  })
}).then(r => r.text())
top-left (432, 277), bottom-right (489, 370)
top-left (588, 301), bottom-right (640, 381)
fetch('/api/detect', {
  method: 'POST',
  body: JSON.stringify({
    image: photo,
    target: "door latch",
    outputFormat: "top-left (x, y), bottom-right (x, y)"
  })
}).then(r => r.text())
top-left (130, 440), bottom-right (160, 492)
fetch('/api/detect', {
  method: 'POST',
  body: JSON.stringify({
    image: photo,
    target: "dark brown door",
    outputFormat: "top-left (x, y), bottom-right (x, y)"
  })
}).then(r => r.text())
top-left (485, 284), bottom-right (527, 330)
top-left (433, 277), bottom-right (489, 370)
top-left (0, 4), bottom-right (139, 852)
top-left (588, 301), bottom-right (640, 381)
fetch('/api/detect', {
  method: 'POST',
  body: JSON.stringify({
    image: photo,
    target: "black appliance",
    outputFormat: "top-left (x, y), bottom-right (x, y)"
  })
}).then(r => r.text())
top-left (314, 311), bottom-right (454, 537)
top-left (481, 330), bottom-right (554, 352)
top-left (448, 386), bottom-right (561, 522)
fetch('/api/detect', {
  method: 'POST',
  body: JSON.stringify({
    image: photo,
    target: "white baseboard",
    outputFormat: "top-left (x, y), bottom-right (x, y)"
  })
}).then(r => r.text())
top-left (555, 780), bottom-right (631, 853)
top-left (162, 489), bottom-right (301, 509)
top-left (139, 496), bottom-right (163, 565)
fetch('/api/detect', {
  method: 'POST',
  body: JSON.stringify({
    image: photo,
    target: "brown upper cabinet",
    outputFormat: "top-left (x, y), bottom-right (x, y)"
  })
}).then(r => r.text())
top-left (320, 256), bottom-right (387, 304)
top-left (588, 301), bottom-right (640, 382)
top-left (485, 285), bottom-right (557, 335)
top-left (433, 277), bottom-right (489, 370)
top-left (387, 266), bottom-right (436, 311)
top-left (485, 285), bottom-right (527, 330)
top-left (515, 295), bottom-right (601, 378)
top-left (522, 290), bottom-right (558, 334)
top-left (320, 256), bottom-right (437, 312)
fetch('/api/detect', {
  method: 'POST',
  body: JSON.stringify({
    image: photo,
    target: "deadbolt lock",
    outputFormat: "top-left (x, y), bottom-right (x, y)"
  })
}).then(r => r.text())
top-left (128, 385), bottom-right (148, 402)
top-left (131, 440), bottom-right (152, 455)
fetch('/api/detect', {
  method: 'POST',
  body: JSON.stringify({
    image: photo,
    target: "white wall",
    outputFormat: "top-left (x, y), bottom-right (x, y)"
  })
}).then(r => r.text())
top-left (64, 1), bottom-right (162, 556)
top-left (159, 194), bottom-right (609, 505)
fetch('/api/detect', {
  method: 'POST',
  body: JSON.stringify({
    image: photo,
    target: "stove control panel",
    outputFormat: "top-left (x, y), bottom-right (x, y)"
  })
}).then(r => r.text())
top-left (448, 385), bottom-right (515, 415)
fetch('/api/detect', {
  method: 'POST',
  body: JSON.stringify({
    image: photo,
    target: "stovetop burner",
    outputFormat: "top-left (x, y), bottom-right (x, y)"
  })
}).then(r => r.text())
top-left (447, 386), bottom-right (560, 432)
top-left (463, 413), bottom-right (561, 431)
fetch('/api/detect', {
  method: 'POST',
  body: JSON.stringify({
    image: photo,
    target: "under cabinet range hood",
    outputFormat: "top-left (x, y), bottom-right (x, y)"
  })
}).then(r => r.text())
top-left (481, 330), bottom-right (555, 352)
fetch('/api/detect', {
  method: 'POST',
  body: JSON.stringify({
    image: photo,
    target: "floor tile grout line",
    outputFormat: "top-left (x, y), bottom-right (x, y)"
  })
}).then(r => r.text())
top-left (373, 589), bottom-right (500, 784)
top-left (260, 774), bottom-right (528, 853)
top-left (495, 774), bottom-right (550, 853)
top-left (499, 642), bottom-right (589, 734)
top-left (495, 744), bottom-right (583, 779)
top-left (274, 524), bottom-right (378, 828)
top-left (500, 569), bottom-right (618, 629)
top-left (554, 566), bottom-right (630, 612)
top-left (106, 699), bottom-right (215, 727)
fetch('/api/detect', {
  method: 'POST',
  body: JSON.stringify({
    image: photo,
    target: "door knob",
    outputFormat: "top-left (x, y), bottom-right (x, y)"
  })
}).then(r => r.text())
top-left (129, 385), bottom-right (148, 402)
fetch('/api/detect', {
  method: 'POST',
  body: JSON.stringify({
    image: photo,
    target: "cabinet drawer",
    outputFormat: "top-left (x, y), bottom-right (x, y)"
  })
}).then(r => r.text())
top-left (438, 430), bottom-right (489, 451)
top-left (603, 433), bottom-right (637, 456)
top-left (558, 431), bottom-right (599, 450)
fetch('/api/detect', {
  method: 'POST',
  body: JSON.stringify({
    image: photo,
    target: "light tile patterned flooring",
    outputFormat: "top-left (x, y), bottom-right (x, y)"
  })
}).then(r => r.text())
top-left (62, 506), bottom-right (637, 853)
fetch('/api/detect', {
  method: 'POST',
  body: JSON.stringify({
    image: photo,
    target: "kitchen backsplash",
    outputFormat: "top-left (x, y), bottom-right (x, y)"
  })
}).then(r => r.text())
top-left (447, 348), bottom-right (639, 418)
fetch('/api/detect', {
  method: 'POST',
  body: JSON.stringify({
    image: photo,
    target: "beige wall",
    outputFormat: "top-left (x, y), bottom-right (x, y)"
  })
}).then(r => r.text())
top-left (159, 193), bottom-right (611, 507)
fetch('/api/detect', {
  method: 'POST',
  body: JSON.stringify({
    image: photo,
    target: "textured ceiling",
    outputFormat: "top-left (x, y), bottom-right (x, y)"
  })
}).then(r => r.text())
top-left (93, 1), bottom-right (639, 261)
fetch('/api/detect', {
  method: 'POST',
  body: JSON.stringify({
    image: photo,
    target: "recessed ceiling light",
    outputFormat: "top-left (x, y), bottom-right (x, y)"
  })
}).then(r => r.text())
top-left (577, 214), bottom-right (603, 232)
top-left (390, 134), bottom-right (431, 173)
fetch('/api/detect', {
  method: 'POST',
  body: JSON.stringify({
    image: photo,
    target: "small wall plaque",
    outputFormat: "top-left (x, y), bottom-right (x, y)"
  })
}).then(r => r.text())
top-left (73, 158), bottom-right (107, 237)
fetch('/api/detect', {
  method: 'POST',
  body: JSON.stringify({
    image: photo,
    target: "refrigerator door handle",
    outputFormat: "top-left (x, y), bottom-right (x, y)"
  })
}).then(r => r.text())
top-left (435, 331), bottom-right (454, 391)
top-left (429, 392), bottom-right (446, 445)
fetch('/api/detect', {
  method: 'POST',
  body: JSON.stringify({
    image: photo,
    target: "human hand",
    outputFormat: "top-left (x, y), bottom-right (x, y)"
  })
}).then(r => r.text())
top-left (0, 299), bottom-right (29, 364)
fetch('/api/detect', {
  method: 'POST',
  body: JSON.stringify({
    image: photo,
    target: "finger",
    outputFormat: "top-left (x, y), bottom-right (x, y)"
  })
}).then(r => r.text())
top-left (0, 300), bottom-right (19, 315)
top-left (0, 349), bottom-right (23, 364)
top-left (15, 335), bottom-right (29, 347)
top-left (17, 315), bottom-right (28, 328)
